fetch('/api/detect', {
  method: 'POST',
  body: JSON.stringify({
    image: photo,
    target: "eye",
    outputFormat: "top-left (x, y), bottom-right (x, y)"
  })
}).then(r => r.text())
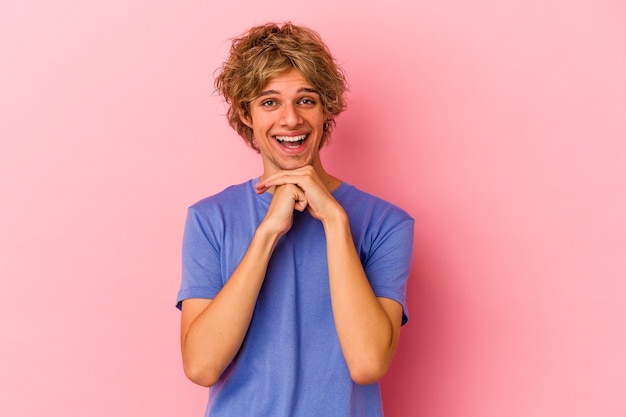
top-left (298, 97), bottom-right (316, 105)
top-left (261, 99), bottom-right (277, 107)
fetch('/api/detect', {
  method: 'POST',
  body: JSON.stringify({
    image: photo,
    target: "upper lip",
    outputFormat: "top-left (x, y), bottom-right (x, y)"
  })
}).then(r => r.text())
top-left (274, 134), bottom-right (308, 142)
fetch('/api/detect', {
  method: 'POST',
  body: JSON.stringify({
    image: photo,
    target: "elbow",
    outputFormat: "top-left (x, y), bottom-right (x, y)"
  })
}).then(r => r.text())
top-left (183, 360), bottom-right (221, 387)
top-left (345, 339), bottom-right (397, 385)
top-left (348, 358), bottom-right (391, 385)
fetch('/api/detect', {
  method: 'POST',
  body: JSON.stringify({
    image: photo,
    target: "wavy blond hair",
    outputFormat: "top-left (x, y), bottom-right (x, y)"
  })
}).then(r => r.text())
top-left (215, 22), bottom-right (348, 151)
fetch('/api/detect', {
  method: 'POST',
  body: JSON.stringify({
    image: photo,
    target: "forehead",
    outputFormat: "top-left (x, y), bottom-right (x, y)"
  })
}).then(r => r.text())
top-left (261, 68), bottom-right (316, 93)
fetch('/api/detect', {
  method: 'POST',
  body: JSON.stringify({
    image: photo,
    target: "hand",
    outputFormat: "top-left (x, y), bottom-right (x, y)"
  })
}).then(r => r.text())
top-left (256, 166), bottom-right (344, 223)
top-left (259, 183), bottom-right (307, 237)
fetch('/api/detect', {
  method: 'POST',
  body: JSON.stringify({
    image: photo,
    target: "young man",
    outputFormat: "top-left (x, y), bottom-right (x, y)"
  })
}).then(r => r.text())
top-left (177, 22), bottom-right (414, 416)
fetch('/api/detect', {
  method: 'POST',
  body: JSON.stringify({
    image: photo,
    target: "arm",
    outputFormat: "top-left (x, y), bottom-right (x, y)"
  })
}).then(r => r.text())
top-left (180, 184), bottom-right (305, 387)
top-left (256, 167), bottom-right (404, 385)
top-left (324, 209), bottom-right (404, 385)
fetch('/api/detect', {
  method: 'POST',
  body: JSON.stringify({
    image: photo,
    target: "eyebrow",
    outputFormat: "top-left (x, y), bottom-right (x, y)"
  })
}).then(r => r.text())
top-left (257, 87), bottom-right (320, 97)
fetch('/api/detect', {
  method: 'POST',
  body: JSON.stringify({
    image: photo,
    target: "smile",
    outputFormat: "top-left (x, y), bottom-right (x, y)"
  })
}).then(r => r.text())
top-left (275, 134), bottom-right (307, 148)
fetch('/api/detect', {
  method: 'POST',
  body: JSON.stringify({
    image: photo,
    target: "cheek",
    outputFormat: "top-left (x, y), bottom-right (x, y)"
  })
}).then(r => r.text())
top-left (251, 112), bottom-right (273, 129)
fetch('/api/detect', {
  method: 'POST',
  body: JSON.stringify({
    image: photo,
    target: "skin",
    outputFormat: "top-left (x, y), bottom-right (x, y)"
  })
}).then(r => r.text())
top-left (180, 68), bottom-right (403, 387)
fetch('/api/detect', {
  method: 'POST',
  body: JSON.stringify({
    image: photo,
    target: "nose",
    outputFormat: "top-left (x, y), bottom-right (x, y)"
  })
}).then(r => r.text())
top-left (279, 103), bottom-right (302, 127)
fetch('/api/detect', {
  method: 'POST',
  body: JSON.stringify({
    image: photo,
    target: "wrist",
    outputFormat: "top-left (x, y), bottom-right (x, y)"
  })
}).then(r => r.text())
top-left (255, 220), bottom-right (287, 244)
top-left (321, 205), bottom-right (349, 232)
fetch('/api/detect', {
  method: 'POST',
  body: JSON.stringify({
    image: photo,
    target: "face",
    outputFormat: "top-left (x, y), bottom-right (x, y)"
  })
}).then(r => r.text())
top-left (243, 68), bottom-right (327, 176)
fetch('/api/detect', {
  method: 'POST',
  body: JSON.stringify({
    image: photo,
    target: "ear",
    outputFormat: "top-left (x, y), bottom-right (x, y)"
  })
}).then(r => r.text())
top-left (239, 109), bottom-right (253, 129)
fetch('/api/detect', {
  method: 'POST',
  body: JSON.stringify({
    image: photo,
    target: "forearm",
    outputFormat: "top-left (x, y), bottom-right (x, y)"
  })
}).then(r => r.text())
top-left (323, 210), bottom-right (401, 385)
top-left (181, 225), bottom-right (281, 386)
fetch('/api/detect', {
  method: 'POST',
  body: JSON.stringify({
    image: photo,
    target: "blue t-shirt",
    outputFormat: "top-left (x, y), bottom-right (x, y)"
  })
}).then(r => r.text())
top-left (177, 179), bottom-right (414, 417)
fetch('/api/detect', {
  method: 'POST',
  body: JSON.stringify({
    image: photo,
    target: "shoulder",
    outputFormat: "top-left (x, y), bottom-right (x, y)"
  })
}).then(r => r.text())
top-left (189, 179), bottom-right (256, 215)
top-left (337, 182), bottom-right (414, 225)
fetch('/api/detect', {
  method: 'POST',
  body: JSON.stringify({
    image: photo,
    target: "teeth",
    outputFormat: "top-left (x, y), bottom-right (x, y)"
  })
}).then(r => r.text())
top-left (275, 134), bottom-right (307, 142)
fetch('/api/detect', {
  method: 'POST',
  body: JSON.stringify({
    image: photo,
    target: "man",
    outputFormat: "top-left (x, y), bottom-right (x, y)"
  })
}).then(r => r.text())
top-left (177, 22), bottom-right (414, 416)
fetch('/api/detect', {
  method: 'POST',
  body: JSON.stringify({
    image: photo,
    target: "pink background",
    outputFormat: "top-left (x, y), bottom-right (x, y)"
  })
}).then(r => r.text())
top-left (1, 1), bottom-right (625, 416)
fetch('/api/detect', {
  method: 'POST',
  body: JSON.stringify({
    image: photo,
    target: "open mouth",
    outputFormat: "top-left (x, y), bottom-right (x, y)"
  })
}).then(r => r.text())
top-left (275, 134), bottom-right (307, 149)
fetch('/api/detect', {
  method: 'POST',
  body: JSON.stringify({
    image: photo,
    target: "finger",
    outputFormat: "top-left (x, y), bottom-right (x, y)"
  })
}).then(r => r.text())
top-left (258, 174), bottom-right (310, 192)
top-left (255, 183), bottom-right (268, 194)
top-left (285, 184), bottom-right (308, 212)
top-left (257, 167), bottom-right (314, 189)
top-left (294, 197), bottom-right (308, 212)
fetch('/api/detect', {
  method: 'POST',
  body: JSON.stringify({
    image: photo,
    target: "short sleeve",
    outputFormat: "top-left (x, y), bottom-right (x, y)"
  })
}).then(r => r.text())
top-left (176, 206), bottom-right (224, 310)
top-left (364, 214), bottom-right (414, 325)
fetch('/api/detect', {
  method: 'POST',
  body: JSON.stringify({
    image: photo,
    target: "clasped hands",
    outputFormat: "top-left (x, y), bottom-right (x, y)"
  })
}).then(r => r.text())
top-left (255, 166), bottom-right (344, 236)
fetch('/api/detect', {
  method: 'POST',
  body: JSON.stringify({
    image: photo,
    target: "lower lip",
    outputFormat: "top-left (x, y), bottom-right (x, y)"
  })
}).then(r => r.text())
top-left (276, 138), bottom-right (307, 153)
